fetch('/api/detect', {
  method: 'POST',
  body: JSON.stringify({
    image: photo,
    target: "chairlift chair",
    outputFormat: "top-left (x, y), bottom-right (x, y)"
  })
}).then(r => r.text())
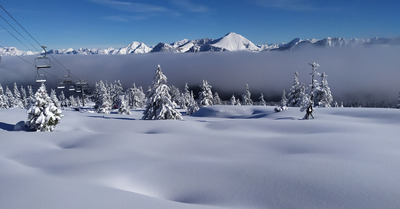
top-left (35, 46), bottom-right (51, 69)
top-left (35, 74), bottom-right (47, 83)
top-left (57, 81), bottom-right (65, 89)
top-left (68, 85), bottom-right (76, 91)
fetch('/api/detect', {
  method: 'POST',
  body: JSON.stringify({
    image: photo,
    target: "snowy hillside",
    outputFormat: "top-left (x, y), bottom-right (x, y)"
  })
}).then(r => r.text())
top-left (2, 33), bottom-right (399, 56)
top-left (1, 106), bottom-right (400, 209)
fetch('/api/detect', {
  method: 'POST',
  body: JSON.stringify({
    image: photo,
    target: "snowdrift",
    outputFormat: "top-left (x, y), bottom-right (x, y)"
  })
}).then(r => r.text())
top-left (1, 106), bottom-right (400, 209)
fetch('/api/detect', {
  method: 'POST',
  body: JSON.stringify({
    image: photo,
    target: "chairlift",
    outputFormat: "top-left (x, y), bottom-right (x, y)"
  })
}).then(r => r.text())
top-left (35, 74), bottom-right (47, 83)
top-left (57, 81), bottom-right (65, 89)
top-left (76, 88), bottom-right (82, 93)
top-left (35, 46), bottom-right (51, 69)
top-left (68, 85), bottom-right (75, 91)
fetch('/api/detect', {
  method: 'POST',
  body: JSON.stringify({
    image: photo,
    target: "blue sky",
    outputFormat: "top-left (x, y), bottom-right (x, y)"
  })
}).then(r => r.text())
top-left (1, 0), bottom-right (399, 49)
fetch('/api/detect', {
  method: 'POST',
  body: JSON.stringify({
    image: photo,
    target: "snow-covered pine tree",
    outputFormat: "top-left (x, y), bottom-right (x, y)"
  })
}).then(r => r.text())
top-left (76, 96), bottom-right (81, 107)
top-left (236, 98), bottom-right (241, 106)
top-left (0, 84), bottom-right (8, 109)
top-left (20, 85), bottom-right (28, 108)
top-left (5, 86), bottom-right (15, 108)
top-left (69, 96), bottom-right (77, 107)
top-left (111, 80), bottom-right (123, 109)
top-left (287, 71), bottom-right (304, 107)
top-left (242, 83), bottom-right (253, 105)
top-left (275, 90), bottom-right (288, 112)
top-left (50, 89), bottom-right (60, 108)
top-left (26, 83), bottom-right (63, 132)
top-left (259, 93), bottom-right (266, 106)
top-left (96, 80), bottom-right (112, 114)
top-left (213, 92), bottom-right (222, 105)
top-left (13, 82), bottom-right (24, 108)
top-left (181, 83), bottom-right (191, 109)
top-left (58, 91), bottom-right (66, 107)
top-left (301, 62), bottom-right (320, 119)
top-left (198, 80), bottom-right (213, 107)
top-left (230, 95), bottom-right (236, 105)
top-left (26, 85), bottom-right (35, 108)
top-left (118, 95), bottom-right (132, 115)
top-left (318, 73), bottom-right (333, 107)
top-left (397, 91), bottom-right (400, 108)
top-left (128, 83), bottom-right (146, 109)
top-left (186, 91), bottom-right (199, 115)
top-left (142, 65), bottom-right (182, 120)
top-left (169, 85), bottom-right (181, 107)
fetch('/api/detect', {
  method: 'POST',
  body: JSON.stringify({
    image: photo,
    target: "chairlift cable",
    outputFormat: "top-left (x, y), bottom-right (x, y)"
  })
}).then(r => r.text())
top-left (0, 21), bottom-right (36, 52)
top-left (0, 5), bottom-right (43, 48)
top-left (0, 13), bottom-right (40, 51)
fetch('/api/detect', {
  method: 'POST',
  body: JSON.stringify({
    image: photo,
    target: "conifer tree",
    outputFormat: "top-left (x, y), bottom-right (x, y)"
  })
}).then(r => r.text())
top-left (275, 90), bottom-right (288, 112)
top-left (230, 95), bottom-right (236, 105)
top-left (301, 62), bottom-right (320, 119)
top-left (236, 98), bottom-right (241, 106)
top-left (58, 91), bottom-right (66, 107)
top-left (181, 83), bottom-right (191, 109)
top-left (20, 85), bottom-right (28, 108)
top-left (169, 85), bottom-right (181, 107)
top-left (213, 92), bottom-right (222, 105)
top-left (112, 80), bottom-right (123, 109)
top-left (287, 72), bottom-right (304, 107)
top-left (5, 86), bottom-right (15, 108)
top-left (50, 89), bottom-right (60, 108)
top-left (0, 84), bottom-right (8, 109)
top-left (186, 91), bottom-right (199, 115)
top-left (26, 83), bottom-right (62, 132)
top-left (198, 80), bottom-right (213, 107)
top-left (142, 65), bottom-right (182, 120)
top-left (318, 73), bottom-right (333, 107)
top-left (13, 82), bottom-right (24, 108)
top-left (118, 95), bottom-right (132, 115)
top-left (259, 93), bottom-right (266, 106)
top-left (96, 80), bottom-right (112, 114)
top-left (242, 83), bottom-right (253, 105)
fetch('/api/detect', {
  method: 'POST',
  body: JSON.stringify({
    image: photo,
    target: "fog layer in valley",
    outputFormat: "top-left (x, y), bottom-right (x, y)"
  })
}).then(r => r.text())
top-left (1, 46), bottom-right (399, 106)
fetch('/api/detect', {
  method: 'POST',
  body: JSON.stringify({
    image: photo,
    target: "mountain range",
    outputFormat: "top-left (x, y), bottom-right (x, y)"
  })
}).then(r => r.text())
top-left (1, 32), bottom-right (399, 56)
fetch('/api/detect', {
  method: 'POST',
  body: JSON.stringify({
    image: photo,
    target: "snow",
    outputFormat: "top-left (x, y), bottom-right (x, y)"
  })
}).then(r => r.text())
top-left (211, 32), bottom-right (260, 52)
top-left (1, 106), bottom-right (400, 209)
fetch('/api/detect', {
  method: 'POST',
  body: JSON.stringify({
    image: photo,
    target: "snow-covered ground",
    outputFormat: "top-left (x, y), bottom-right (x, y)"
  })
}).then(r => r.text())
top-left (1, 106), bottom-right (400, 209)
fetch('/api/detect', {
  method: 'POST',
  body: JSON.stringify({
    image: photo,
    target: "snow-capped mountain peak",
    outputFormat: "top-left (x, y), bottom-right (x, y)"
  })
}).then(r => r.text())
top-left (211, 32), bottom-right (260, 52)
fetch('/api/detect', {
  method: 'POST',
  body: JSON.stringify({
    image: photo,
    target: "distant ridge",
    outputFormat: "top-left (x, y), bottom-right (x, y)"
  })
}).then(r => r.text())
top-left (1, 33), bottom-right (399, 56)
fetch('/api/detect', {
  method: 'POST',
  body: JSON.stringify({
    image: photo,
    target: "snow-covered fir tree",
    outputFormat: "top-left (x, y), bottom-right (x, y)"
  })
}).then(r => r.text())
top-left (13, 82), bottom-right (24, 108)
top-left (275, 90), bottom-right (288, 112)
top-left (118, 95), bottom-right (132, 115)
top-left (236, 98), bottom-right (241, 106)
top-left (20, 85), bottom-right (28, 108)
top-left (58, 91), bottom-right (66, 107)
top-left (69, 95), bottom-right (77, 107)
top-left (26, 83), bottom-right (63, 132)
top-left (242, 83), bottom-right (253, 105)
top-left (26, 85), bottom-right (35, 108)
top-left (5, 86), bottom-right (15, 108)
top-left (111, 80), bottom-right (123, 109)
top-left (76, 96), bottom-right (81, 107)
top-left (0, 84), bottom-right (8, 109)
top-left (301, 62), bottom-right (320, 119)
top-left (198, 80), bottom-right (213, 107)
top-left (186, 91), bottom-right (199, 115)
top-left (142, 65), bottom-right (182, 120)
top-left (181, 83), bottom-right (191, 109)
top-left (50, 89), bottom-right (60, 108)
top-left (230, 95), bottom-right (236, 105)
top-left (127, 83), bottom-right (146, 109)
top-left (287, 72), bottom-right (304, 107)
top-left (317, 73), bottom-right (333, 107)
top-left (96, 80), bottom-right (112, 114)
top-left (259, 93), bottom-right (266, 106)
top-left (169, 85), bottom-right (181, 107)
top-left (213, 92), bottom-right (222, 105)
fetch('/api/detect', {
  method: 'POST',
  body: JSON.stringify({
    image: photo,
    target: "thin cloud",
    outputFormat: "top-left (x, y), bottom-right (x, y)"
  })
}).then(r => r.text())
top-left (254, 0), bottom-right (318, 11)
top-left (170, 0), bottom-right (210, 13)
top-left (90, 0), bottom-right (180, 20)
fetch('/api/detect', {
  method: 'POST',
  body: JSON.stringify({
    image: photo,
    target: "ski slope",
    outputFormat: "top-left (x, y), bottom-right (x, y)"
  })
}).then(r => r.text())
top-left (1, 106), bottom-right (400, 209)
